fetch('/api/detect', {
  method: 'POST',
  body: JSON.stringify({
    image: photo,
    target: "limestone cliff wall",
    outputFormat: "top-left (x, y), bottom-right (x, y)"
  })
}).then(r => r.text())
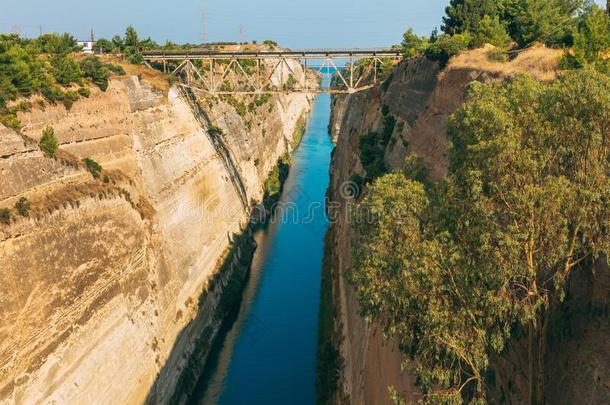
top-left (324, 46), bottom-right (608, 404)
top-left (0, 65), bottom-right (313, 404)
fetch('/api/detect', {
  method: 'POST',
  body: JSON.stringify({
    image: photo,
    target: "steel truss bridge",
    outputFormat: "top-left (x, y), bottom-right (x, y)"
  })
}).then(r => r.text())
top-left (141, 49), bottom-right (403, 94)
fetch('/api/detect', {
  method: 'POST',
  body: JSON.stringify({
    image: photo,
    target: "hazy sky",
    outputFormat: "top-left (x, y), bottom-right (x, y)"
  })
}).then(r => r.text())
top-left (2, 0), bottom-right (607, 48)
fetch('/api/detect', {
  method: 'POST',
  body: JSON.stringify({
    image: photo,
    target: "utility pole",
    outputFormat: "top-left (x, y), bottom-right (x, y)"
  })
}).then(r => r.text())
top-left (90, 28), bottom-right (95, 43)
top-left (38, 25), bottom-right (42, 37)
top-left (239, 22), bottom-right (244, 45)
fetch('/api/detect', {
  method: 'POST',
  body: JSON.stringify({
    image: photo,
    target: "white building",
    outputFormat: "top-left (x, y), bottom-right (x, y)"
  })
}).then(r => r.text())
top-left (77, 40), bottom-right (96, 54)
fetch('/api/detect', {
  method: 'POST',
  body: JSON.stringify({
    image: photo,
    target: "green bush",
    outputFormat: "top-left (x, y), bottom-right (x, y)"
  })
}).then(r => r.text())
top-left (41, 83), bottom-right (64, 104)
top-left (53, 56), bottom-right (83, 86)
top-left (39, 126), bottom-right (59, 156)
top-left (78, 87), bottom-right (91, 97)
top-left (106, 63), bottom-right (126, 76)
top-left (62, 90), bottom-right (80, 110)
top-left (79, 56), bottom-right (110, 90)
top-left (0, 208), bottom-right (10, 224)
top-left (285, 74), bottom-right (298, 91)
top-left (425, 33), bottom-right (472, 67)
top-left (128, 53), bottom-right (144, 65)
top-left (14, 197), bottom-right (30, 216)
top-left (83, 158), bottom-right (103, 178)
top-left (0, 113), bottom-right (21, 130)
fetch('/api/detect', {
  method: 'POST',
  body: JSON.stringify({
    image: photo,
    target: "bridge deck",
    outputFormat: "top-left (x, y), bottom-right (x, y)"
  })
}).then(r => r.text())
top-left (142, 49), bottom-right (402, 60)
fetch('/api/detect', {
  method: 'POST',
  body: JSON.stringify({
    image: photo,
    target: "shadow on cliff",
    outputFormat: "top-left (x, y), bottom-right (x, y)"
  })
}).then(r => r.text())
top-left (145, 228), bottom-right (256, 405)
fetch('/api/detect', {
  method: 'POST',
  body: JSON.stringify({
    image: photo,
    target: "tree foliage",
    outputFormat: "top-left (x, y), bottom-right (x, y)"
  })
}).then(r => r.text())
top-left (0, 33), bottom-right (124, 129)
top-left (442, 0), bottom-right (498, 36)
top-left (569, 4), bottom-right (610, 71)
top-left (351, 69), bottom-right (610, 403)
top-left (39, 126), bottom-right (59, 156)
top-left (401, 28), bottom-right (429, 58)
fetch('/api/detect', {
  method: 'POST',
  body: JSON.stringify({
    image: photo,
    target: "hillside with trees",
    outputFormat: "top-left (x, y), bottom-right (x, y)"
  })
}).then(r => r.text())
top-left (348, 1), bottom-right (610, 404)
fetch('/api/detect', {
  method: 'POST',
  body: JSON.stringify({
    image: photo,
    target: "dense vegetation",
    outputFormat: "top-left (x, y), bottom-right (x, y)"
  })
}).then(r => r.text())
top-left (402, 0), bottom-right (610, 67)
top-left (0, 33), bottom-right (125, 129)
top-left (344, 2), bottom-right (610, 404)
top-left (352, 68), bottom-right (610, 404)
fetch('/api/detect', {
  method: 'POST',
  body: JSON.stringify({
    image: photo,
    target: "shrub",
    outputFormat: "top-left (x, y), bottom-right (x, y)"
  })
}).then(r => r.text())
top-left (0, 113), bottom-right (21, 130)
top-left (359, 131), bottom-right (388, 180)
top-left (78, 87), bottom-right (91, 97)
top-left (106, 63), bottom-right (126, 76)
top-left (285, 74), bottom-right (298, 91)
top-left (14, 197), bottom-right (30, 216)
top-left (0, 208), bottom-right (10, 224)
top-left (128, 53), bottom-right (144, 65)
top-left (62, 90), bottom-right (80, 110)
top-left (53, 56), bottom-right (83, 86)
top-left (39, 126), bottom-right (59, 156)
top-left (79, 56), bottom-right (110, 90)
top-left (83, 157), bottom-right (103, 178)
top-left (425, 32), bottom-right (472, 67)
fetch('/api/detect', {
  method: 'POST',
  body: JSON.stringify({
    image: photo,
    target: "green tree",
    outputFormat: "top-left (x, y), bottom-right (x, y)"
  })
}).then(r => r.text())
top-left (14, 197), bottom-right (30, 216)
top-left (472, 15), bottom-right (512, 47)
top-left (442, 0), bottom-right (498, 35)
top-left (571, 5), bottom-right (610, 69)
top-left (111, 35), bottom-right (124, 52)
top-left (125, 26), bottom-right (139, 49)
top-left (351, 70), bottom-right (610, 403)
top-left (83, 158), bottom-right (103, 178)
top-left (401, 28), bottom-right (429, 58)
top-left (53, 56), bottom-right (83, 86)
top-left (0, 208), bottom-right (10, 225)
top-left (39, 126), bottom-right (59, 156)
top-left (424, 32), bottom-right (472, 67)
top-left (79, 56), bottom-right (110, 90)
top-left (95, 38), bottom-right (115, 53)
top-left (508, 0), bottom-right (584, 47)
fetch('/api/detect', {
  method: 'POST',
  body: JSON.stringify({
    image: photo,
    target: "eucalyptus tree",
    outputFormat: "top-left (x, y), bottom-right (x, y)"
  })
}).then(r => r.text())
top-left (351, 69), bottom-right (610, 404)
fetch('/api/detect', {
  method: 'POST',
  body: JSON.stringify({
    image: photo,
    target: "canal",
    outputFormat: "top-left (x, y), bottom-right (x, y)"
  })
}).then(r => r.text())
top-left (188, 88), bottom-right (334, 404)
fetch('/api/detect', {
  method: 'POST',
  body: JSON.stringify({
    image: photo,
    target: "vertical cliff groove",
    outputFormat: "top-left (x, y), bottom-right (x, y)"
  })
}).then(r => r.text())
top-left (178, 86), bottom-right (249, 211)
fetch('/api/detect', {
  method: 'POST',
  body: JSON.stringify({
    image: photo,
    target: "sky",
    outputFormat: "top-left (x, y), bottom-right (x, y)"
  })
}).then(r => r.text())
top-left (1, 0), bottom-right (607, 48)
top-left (1, 0), bottom-right (447, 48)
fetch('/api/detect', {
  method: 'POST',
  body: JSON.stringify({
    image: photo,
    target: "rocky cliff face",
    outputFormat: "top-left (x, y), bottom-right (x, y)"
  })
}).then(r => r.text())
top-left (0, 64), bottom-right (312, 404)
top-left (325, 46), bottom-right (609, 404)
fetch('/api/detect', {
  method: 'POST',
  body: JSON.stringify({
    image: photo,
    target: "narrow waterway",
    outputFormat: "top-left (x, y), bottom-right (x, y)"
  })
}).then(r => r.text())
top-left (188, 89), bottom-right (334, 404)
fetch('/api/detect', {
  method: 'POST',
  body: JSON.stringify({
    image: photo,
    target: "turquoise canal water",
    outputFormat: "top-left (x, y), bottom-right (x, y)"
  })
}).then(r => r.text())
top-left (188, 90), bottom-right (334, 404)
